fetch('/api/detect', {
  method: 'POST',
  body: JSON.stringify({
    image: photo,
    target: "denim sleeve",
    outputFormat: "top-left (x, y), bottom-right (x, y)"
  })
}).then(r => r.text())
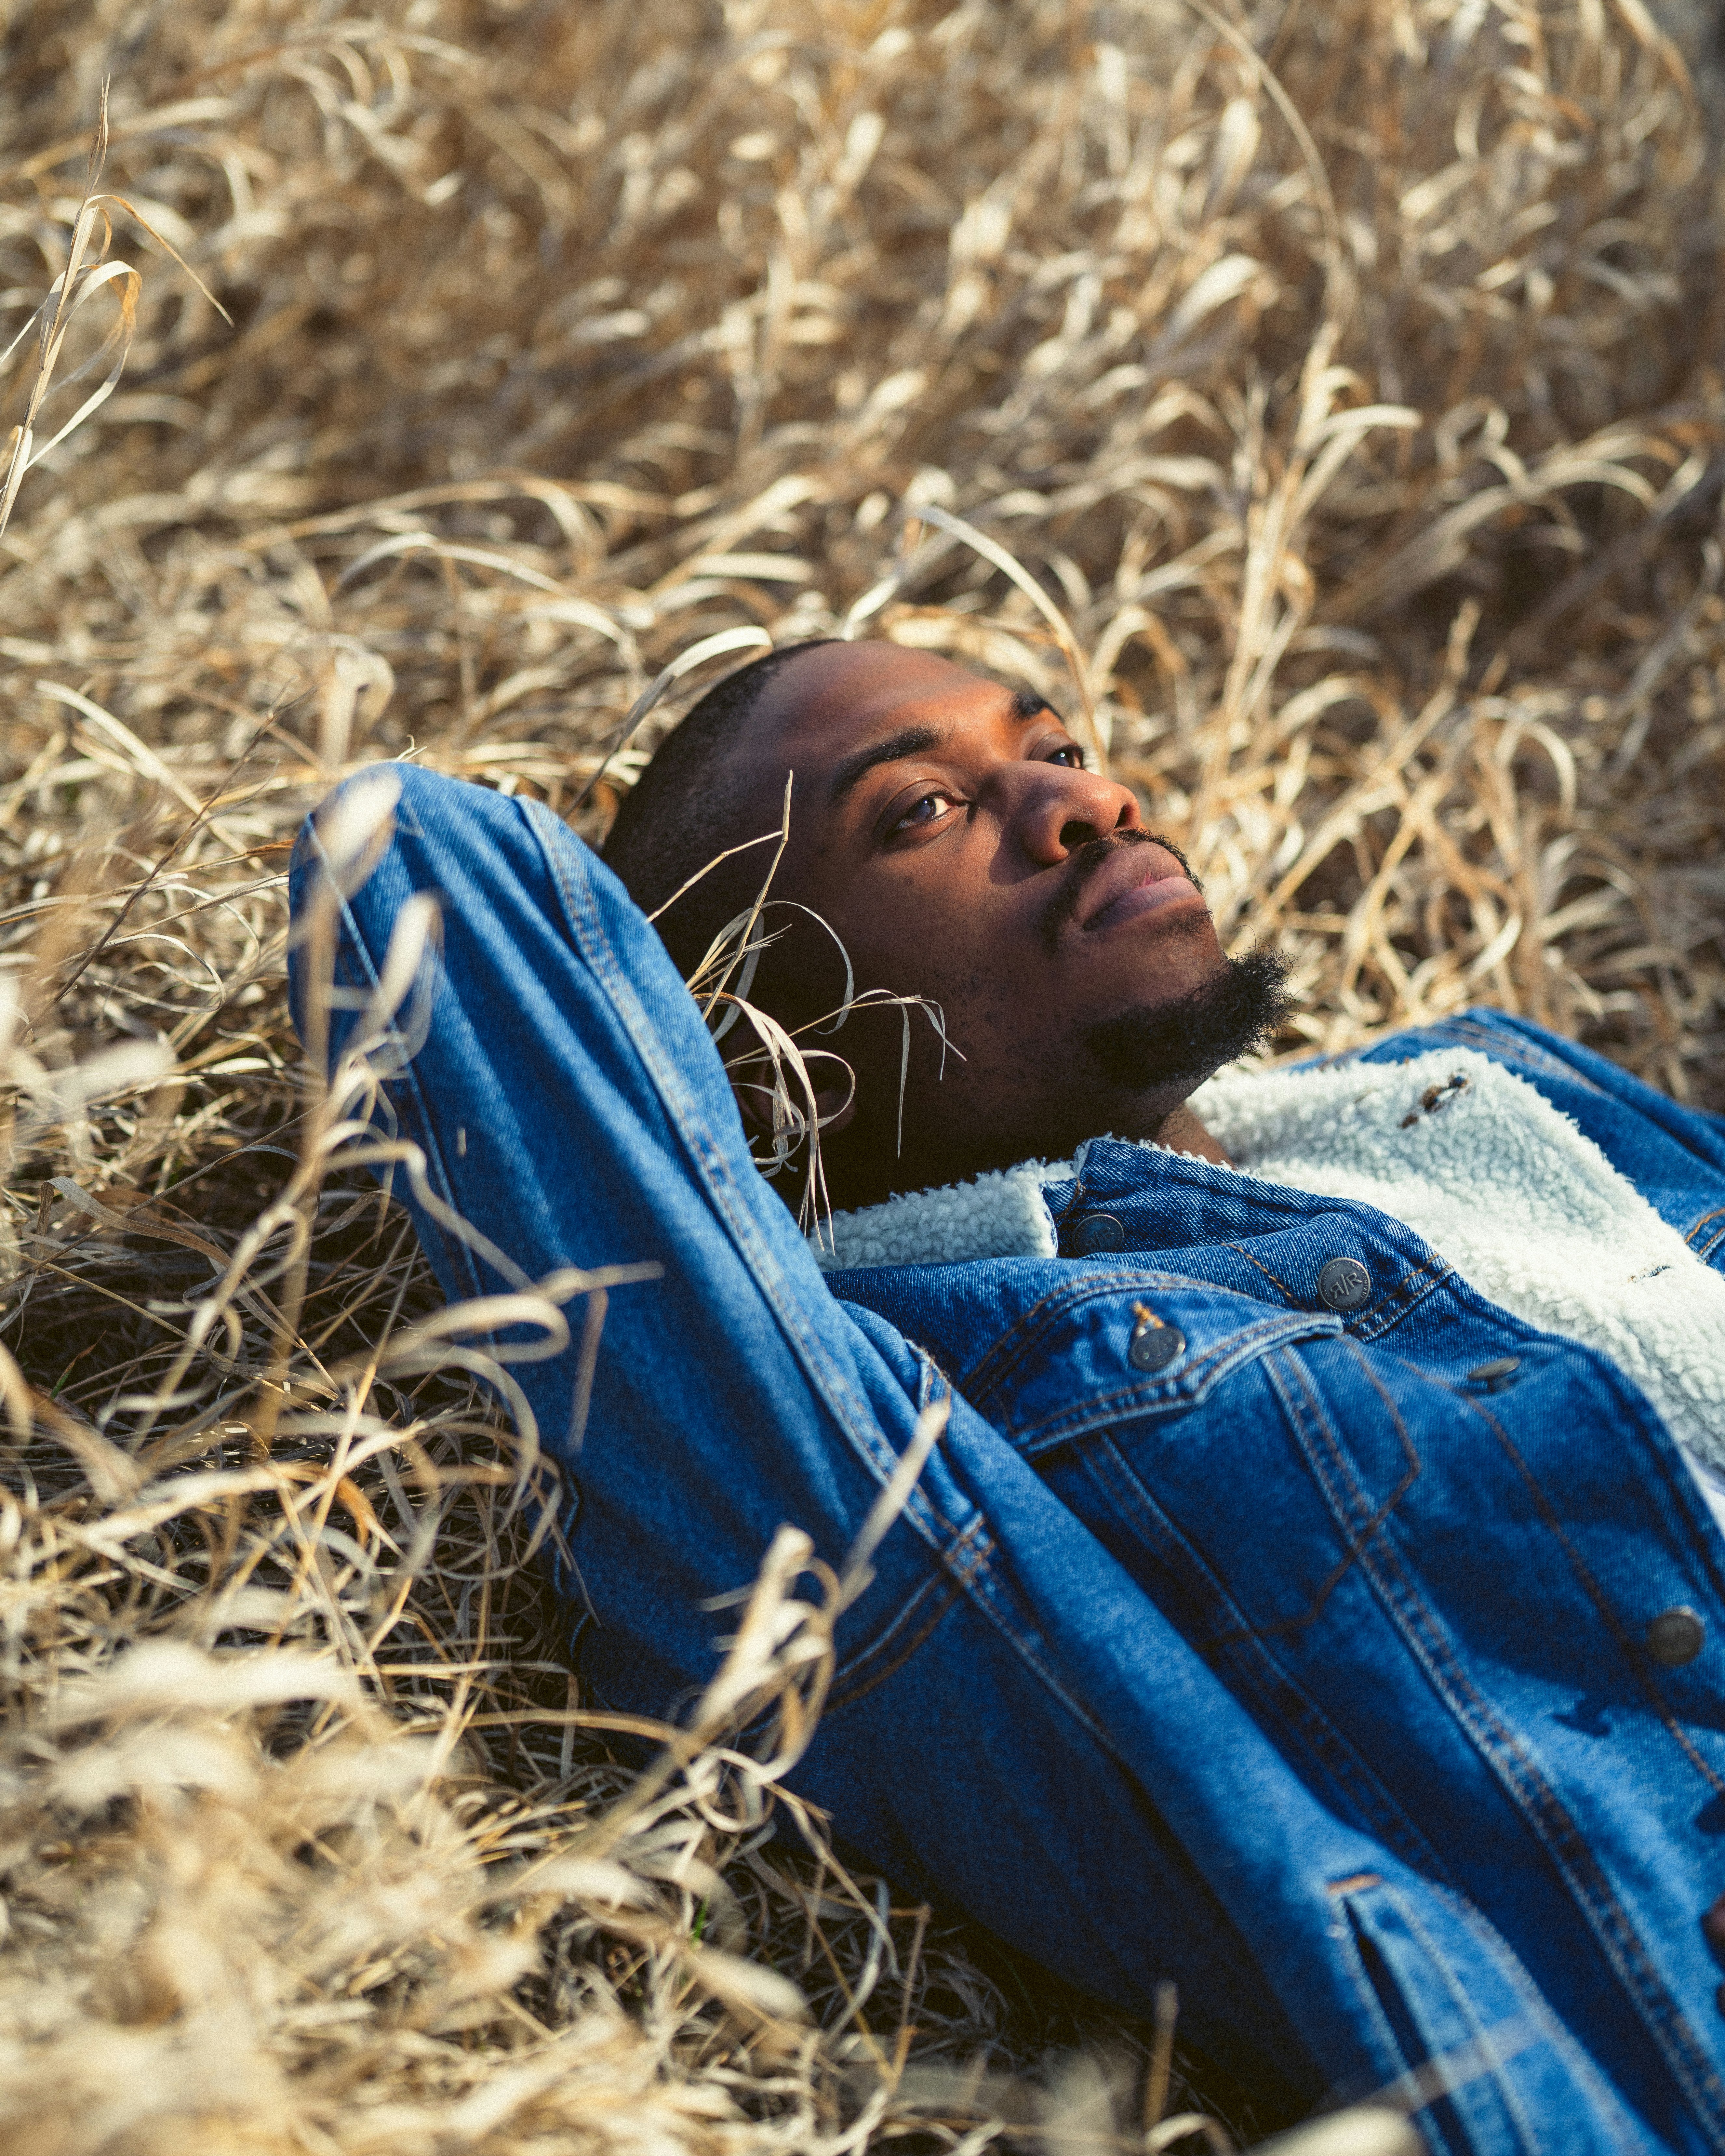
top-left (286, 765), bottom-right (969, 1686)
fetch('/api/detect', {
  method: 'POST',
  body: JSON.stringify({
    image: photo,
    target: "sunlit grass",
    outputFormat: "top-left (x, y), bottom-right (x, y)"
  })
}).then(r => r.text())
top-left (0, 2), bottom-right (1719, 2149)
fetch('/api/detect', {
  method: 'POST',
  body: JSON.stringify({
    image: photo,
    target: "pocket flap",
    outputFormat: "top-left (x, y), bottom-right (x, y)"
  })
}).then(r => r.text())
top-left (961, 1271), bottom-right (1343, 1455)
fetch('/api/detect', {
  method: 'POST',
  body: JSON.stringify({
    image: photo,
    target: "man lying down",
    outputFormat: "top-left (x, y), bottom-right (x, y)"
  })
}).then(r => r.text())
top-left (291, 639), bottom-right (1725, 2155)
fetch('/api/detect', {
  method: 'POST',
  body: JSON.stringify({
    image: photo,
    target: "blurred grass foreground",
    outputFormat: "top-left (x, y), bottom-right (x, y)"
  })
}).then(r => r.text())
top-left (0, 1), bottom-right (1722, 2150)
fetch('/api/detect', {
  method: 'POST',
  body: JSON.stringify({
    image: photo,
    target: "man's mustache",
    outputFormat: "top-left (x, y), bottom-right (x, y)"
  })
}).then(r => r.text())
top-left (1038, 830), bottom-right (1203, 957)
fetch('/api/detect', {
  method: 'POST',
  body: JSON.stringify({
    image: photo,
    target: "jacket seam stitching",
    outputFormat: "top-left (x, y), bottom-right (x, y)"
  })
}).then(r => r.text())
top-left (964, 1273), bottom-right (1342, 1414)
top-left (1284, 1343), bottom-right (1725, 2128)
top-left (314, 820), bottom-right (486, 1307)
top-left (531, 805), bottom-right (975, 1569)
top-left (827, 1528), bottom-right (990, 1713)
top-left (1086, 1407), bottom-right (1456, 1883)
top-left (1000, 1316), bottom-right (1343, 1450)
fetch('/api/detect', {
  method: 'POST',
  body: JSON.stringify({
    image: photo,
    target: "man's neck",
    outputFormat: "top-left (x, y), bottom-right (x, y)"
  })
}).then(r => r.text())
top-left (820, 1096), bottom-right (1233, 1211)
top-left (1148, 1100), bottom-right (1232, 1166)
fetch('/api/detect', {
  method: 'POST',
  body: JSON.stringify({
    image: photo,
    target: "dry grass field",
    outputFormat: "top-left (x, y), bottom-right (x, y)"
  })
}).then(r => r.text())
top-left (1, 1), bottom-right (1722, 2149)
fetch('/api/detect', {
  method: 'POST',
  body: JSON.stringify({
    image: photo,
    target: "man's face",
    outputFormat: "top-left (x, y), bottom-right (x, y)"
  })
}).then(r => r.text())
top-left (721, 640), bottom-right (1277, 1201)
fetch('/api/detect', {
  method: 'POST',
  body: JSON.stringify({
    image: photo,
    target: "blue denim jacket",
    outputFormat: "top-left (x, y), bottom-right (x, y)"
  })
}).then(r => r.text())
top-left (293, 767), bottom-right (1725, 2154)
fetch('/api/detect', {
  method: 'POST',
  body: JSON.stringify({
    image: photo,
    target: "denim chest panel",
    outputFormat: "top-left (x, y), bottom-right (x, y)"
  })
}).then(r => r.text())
top-left (952, 1272), bottom-right (1344, 1452)
top-left (830, 1156), bottom-right (1725, 2122)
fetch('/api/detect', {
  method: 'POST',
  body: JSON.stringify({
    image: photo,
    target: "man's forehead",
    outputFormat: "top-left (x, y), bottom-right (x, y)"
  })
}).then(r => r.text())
top-left (746, 641), bottom-right (1028, 764)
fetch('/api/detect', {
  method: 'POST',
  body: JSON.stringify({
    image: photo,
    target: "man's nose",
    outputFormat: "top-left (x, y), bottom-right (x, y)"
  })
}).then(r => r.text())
top-left (1006, 763), bottom-right (1142, 865)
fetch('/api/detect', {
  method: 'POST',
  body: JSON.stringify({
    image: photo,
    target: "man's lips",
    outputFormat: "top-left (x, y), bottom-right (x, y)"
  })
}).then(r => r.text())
top-left (1076, 844), bottom-right (1204, 933)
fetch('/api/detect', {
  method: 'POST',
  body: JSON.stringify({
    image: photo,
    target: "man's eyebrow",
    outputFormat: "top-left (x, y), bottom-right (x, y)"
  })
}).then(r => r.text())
top-left (826, 725), bottom-right (943, 806)
top-left (825, 692), bottom-right (1061, 807)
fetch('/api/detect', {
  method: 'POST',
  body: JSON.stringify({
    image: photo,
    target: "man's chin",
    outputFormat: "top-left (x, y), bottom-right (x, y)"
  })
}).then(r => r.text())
top-left (1081, 946), bottom-right (1291, 1093)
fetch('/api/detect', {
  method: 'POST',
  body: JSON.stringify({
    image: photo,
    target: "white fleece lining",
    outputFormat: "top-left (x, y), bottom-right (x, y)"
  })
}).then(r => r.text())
top-left (1193, 1049), bottom-right (1725, 1468)
top-left (813, 1048), bottom-right (1725, 1484)
top-left (811, 1159), bottom-right (1061, 1272)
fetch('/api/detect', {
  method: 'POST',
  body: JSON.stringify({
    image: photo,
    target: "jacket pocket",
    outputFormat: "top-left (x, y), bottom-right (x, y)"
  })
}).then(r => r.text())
top-left (960, 1270), bottom-right (1343, 1458)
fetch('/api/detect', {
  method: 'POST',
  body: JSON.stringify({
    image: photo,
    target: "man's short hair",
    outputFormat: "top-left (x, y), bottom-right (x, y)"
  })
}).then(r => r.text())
top-left (601, 640), bottom-right (834, 977)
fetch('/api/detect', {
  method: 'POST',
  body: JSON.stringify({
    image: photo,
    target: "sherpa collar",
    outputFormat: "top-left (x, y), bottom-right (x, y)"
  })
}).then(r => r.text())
top-left (809, 1157), bottom-right (1066, 1272)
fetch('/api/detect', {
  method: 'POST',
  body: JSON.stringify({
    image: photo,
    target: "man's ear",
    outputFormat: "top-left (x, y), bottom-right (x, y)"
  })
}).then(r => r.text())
top-left (728, 1049), bottom-right (858, 1149)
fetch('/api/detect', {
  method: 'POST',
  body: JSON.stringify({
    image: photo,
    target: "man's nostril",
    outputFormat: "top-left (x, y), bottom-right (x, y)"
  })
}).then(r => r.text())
top-left (1059, 819), bottom-right (1099, 851)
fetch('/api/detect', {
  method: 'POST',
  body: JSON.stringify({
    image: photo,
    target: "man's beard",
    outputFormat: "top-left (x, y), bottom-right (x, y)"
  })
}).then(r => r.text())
top-left (1081, 944), bottom-right (1291, 1093)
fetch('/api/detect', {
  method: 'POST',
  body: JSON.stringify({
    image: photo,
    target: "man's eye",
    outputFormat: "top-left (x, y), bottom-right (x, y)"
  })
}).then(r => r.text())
top-left (1048, 745), bottom-right (1085, 768)
top-left (890, 790), bottom-right (961, 833)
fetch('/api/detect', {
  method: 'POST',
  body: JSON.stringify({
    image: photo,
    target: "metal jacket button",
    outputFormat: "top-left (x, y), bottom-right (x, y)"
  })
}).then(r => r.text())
top-left (1317, 1256), bottom-right (1372, 1312)
top-left (1467, 1355), bottom-right (1521, 1393)
top-left (1703, 1890), bottom-right (1725, 1967)
top-left (1071, 1211), bottom-right (1125, 1253)
top-left (1702, 1893), bottom-right (1725, 2021)
top-left (1129, 1310), bottom-right (1184, 1373)
top-left (1648, 1607), bottom-right (1705, 1667)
